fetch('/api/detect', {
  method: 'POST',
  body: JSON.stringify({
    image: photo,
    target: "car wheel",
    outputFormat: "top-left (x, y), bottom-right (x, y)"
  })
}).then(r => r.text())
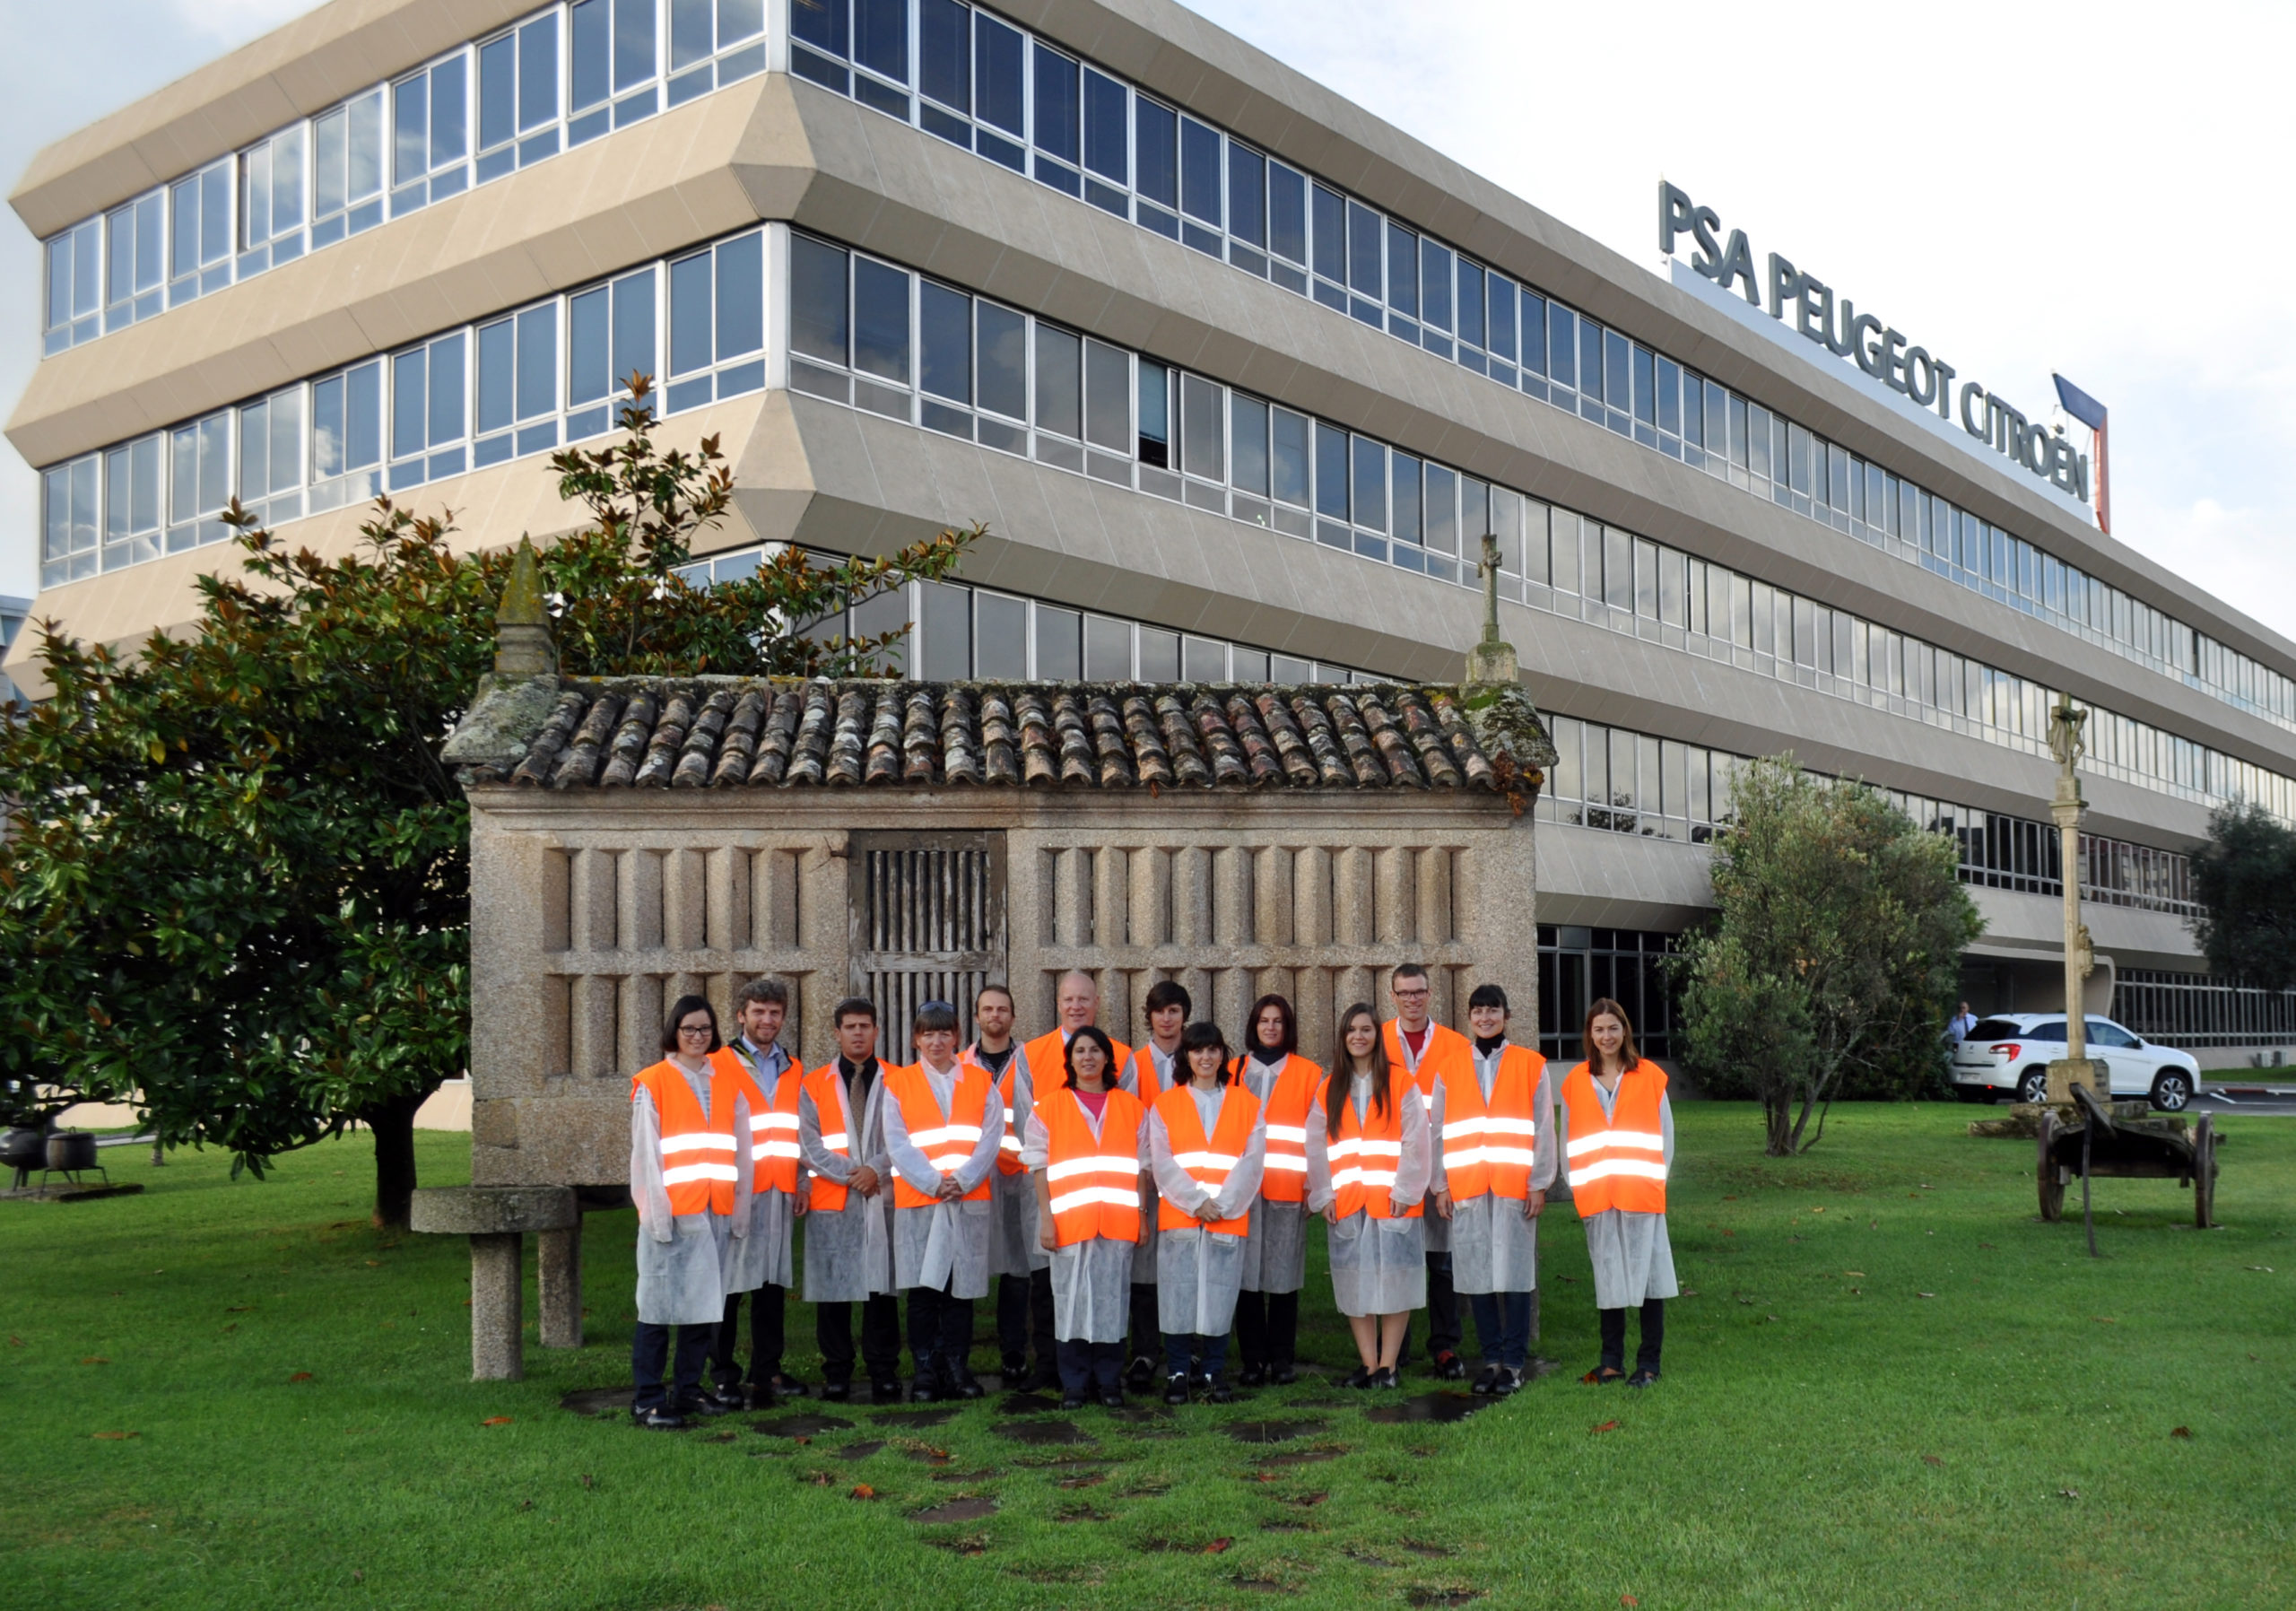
top-left (2016, 1067), bottom-right (2050, 1104)
top-left (2150, 1071), bottom-right (2193, 1112)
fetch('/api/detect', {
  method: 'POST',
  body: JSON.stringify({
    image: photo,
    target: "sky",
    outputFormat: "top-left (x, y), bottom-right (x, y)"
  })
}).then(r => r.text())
top-left (4, 0), bottom-right (2292, 640)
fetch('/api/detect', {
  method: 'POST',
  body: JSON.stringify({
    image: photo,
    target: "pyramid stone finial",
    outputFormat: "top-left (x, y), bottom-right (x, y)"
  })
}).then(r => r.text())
top-left (1464, 531), bottom-right (1518, 685)
top-left (494, 538), bottom-right (556, 678)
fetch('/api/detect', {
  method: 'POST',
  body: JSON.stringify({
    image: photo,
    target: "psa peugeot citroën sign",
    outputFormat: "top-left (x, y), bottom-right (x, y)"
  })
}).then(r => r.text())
top-left (1658, 182), bottom-right (2089, 503)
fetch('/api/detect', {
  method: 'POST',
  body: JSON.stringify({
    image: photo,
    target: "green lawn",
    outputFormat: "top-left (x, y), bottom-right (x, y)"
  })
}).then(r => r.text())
top-left (5, 1104), bottom-right (2289, 1609)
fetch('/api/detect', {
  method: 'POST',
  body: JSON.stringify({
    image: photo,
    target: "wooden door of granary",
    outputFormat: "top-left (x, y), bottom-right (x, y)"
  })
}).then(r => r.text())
top-left (848, 831), bottom-right (1008, 1058)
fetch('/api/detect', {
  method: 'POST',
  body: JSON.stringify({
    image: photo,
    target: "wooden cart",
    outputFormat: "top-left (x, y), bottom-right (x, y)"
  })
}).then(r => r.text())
top-left (2038, 1084), bottom-right (2219, 1249)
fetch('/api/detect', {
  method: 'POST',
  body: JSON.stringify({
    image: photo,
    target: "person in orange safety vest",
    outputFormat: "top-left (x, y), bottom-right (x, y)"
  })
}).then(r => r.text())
top-left (1558, 997), bottom-right (1677, 1388)
top-left (1230, 994), bottom-right (1320, 1385)
top-left (1022, 1024), bottom-right (1146, 1410)
top-left (1149, 1022), bottom-right (1266, 1404)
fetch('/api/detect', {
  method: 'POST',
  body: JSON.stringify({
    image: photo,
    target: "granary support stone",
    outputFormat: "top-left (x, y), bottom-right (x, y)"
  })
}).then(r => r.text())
top-left (408, 1185), bottom-right (579, 1380)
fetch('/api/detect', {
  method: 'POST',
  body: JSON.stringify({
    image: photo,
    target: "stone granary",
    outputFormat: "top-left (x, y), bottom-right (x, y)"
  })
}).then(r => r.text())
top-left (423, 588), bottom-right (1552, 1378)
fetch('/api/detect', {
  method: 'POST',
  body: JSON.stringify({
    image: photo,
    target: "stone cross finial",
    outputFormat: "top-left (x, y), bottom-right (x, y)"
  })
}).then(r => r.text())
top-left (1464, 532), bottom-right (1518, 685)
top-left (494, 538), bottom-right (556, 679)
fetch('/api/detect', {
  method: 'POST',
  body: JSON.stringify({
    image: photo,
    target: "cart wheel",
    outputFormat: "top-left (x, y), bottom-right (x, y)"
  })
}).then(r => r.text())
top-left (2194, 1114), bottom-right (2215, 1230)
top-left (2037, 1111), bottom-right (2065, 1223)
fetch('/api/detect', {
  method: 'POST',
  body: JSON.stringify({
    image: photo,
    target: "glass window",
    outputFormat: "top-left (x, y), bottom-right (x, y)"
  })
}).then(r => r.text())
top-left (1455, 258), bottom-right (1482, 349)
top-left (665, 231), bottom-right (763, 410)
top-left (388, 331), bottom-right (468, 488)
top-left (1386, 222), bottom-right (1418, 318)
top-left (1518, 290), bottom-right (1546, 376)
top-left (44, 217), bottom-right (101, 353)
top-left (855, 0), bottom-right (908, 86)
top-left (1035, 326), bottom-right (1082, 439)
top-left (105, 191), bottom-right (165, 330)
top-left (790, 235), bottom-right (849, 366)
top-left (1078, 614), bottom-right (1130, 679)
top-left (977, 302), bottom-right (1027, 422)
top-left (310, 359), bottom-right (384, 510)
top-left (852, 256), bottom-right (911, 384)
top-left (1268, 162), bottom-right (1306, 266)
top-left (569, 0), bottom-right (658, 139)
top-left (1179, 372), bottom-right (1222, 480)
top-left (1271, 408), bottom-right (1310, 507)
top-left (1347, 201), bottom-right (1382, 300)
top-left (1137, 361), bottom-right (1170, 466)
top-left (236, 385), bottom-right (305, 521)
top-left (1420, 238), bottom-right (1452, 333)
top-left (1031, 41), bottom-right (1079, 191)
top-left (973, 590), bottom-right (1027, 678)
top-left (918, 281), bottom-right (971, 405)
top-left (1083, 340), bottom-right (1130, 453)
top-left (312, 89), bottom-right (386, 248)
top-left (975, 15), bottom-right (1026, 157)
top-left (1138, 625), bottom-right (1179, 680)
top-left (1035, 605), bottom-right (1082, 680)
top-left (170, 160), bottom-right (233, 303)
top-left (919, 579), bottom-right (973, 679)
top-left (1310, 184), bottom-right (1345, 284)
top-left (1134, 95), bottom-right (1176, 218)
top-left (475, 302), bottom-right (560, 464)
top-left (1231, 394), bottom-right (1269, 494)
top-left (41, 456), bottom-right (100, 586)
top-left (1391, 453), bottom-right (1422, 545)
top-left (919, 0), bottom-right (969, 112)
top-left (1082, 68), bottom-right (1126, 202)
top-left (1424, 463), bottom-right (1457, 556)
top-left (1178, 118), bottom-right (1222, 242)
top-left (167, 412), bottom-right (232, 551)
top-left (102, 435), bottom-right (162, 570)
top-left (1351, 437), bottom-right (1386, 532)
top-left (238, 126), bottom-right (306, 274)
top-left (1486, 274), bottom-right (1515, 363)
top-left (391, 50), bottom-right (471, 214)
top-left (1546, 303), bottom-right (1574, 388)
top-left (1315, 422), bottom-right (1349, 520)
top-left (567, 264), bottom-right (657, 433)
top-left (1183, 635), bottom-right (1226, 681)
top-left (478, 11), bottom-right (563, 174)
top-left (1228, 143), bottom-right (1265, 249)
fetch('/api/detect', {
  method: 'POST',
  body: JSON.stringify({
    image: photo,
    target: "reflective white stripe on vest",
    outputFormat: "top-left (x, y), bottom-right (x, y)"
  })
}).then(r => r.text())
top-left (1263, 1155), bottom-right (1308, 1173)
top-left (1565, 1128), bottom-right (1664, 1159)
top-left (1569, 1157), bottom-right (1669, 1188)
top-left (1443, 1145), bottom-right (1537, 1169)
top-left (752, 1112), bottom-right (800, 1132)
top-left (1172, 1150), bottom-right (1241, 1172)
top-left (1327, 1138), bottom-right (1402, 1160)
top-left (1049, 1184), bottom-right (1144, 1215)
top-left (661, 1131), bottom-right (736, 1153)
top-left (1443, 1117), bottom-right (1535, 1141)
top-left (1266, 1124), bottom-right (1309, 1144)
top-left (662, 1161), bottom-right (742, 1186)
top-left (1000, 1105), bottom-right (1022, 1151)
top-left (752, 1140), bottom-right (803, 1163)
top-left (1046, 1154), bottom-right (1138, 1182)
top-left (820, 1130), bottom-right (848, 1152)
top-left (1330, 1166), bottom-right (1399, 1189)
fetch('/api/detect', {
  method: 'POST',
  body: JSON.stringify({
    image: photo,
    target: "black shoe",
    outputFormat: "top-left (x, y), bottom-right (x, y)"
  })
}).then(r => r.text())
top-left (1342, 1365), bottom-right (1373, 1389)
top-left (1162, 1372), bottom-right (1191, 1406)
top-left (1271, 1363), bottom-right (1299, 1386)
top-left (1188, 1370), bottom-right (1213, 1396)
top-left (1061, 1390), bottom-right (1089, 1411)
top-left (638, 1406), bottom-right (685, 1430)
top-left (1205, 1374), bottom-right (1235, 1404)
top-left (1126, 1354), bottom-right (1157, 1391)
top-left (1000, 1353), bottom-right (1029, 1382)
top-left (683, 1391), bottom-right (736, 1417)
top-left (1492, 1367), bottom-right (1525, 1398)
top-left (819, 1379), bottom-right (851, 1403)
top-left (1471, 1363), bottom-right (1503, 1397)
top-left (1098, 1386), bottom-right (1126, 1409)
top-left (1625, 1367), bottom-right (1660, 1389)
top-left (1369, 1366), bottom-right (1400, 1389)
top-left (765, 1372), bottom-right (809, 1400)
top-left (1238, 1363), bottom-right (1269, 1388)
top-left (1431, 1350), bottom-right (1467, 1381)
top-left (948, 1368), bottom-right (987, 1400)
top-left (909, 1375), bottom-right (944, 1404)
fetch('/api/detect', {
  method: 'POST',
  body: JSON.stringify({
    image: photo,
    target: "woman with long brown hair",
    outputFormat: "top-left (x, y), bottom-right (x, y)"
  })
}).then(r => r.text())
top-left (1557, 998), bottom-right (1677, 1387)
top-left (1305, 1002), bottom-right (1433, 1388)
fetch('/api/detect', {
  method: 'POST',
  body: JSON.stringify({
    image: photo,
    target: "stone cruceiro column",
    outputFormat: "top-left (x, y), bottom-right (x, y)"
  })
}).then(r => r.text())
top-left (2044, 696), bottom-right (2100, 1104)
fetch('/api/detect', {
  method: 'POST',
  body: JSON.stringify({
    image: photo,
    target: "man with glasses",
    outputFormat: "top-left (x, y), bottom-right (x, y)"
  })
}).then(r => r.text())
top-left (1384, 962), bottom-right (1474, 1380)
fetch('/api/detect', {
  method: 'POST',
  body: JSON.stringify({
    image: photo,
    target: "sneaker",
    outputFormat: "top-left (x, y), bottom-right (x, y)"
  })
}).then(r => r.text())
top-left (1625, 1367), bottom-right (1660, 1389)
top-left (1097, 1386), bottom-right (1126, 1409)
top-left (683, 1391), bottom-right (736, 1417)
top-left (1205, 1374), bottom-right (1235, 1404)
top-left (1368, 1366), bottom-right (1400, 1389)
top-left (1492, 1367), bottom-right (1525, 1398)
top-left (1125, 1354), bottom-right (1158, 1390)
top-left (638, 1406), bottom-right (685, 1430)
top-left (1431, 1350), bottom-right (1467, 1381)
top-left (1342, 1365), bottom-right (1373, 1389)
top-left (1237, 1363), bottom-right (1269, 1388)
top-left (1471, 1363), bottom-right (1503, 1397)
top-left (1162, 1372), bottom-right (1191, 1406)
top-left (819, 1379), bottom-right (851, 1403)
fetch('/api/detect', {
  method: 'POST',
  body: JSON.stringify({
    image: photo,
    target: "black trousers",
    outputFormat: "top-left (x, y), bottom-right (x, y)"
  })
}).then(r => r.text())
top-left (1598, 1299), bottom-right (1665, 1373)
top-left (1057, 1337), bottom-right (1125, 1395)
top-left (1232, 1290), bottom-right (1300, 1367)
top-left (907, 1282), bottom-right (976, 1380)
top-left (631, 1320), bottom-right (715, 1412)
top-left (1397, 1252), bottom-right (1461, 1366)
top-left (816, 1293), bottom-right (901, 1385)
top-left (1128, 1282), bottom-right (1161, 1364)
top-left (996, 1268), bottom-right (1055, 1366)
top-left (711, 1283), bottom-right (786, 1390)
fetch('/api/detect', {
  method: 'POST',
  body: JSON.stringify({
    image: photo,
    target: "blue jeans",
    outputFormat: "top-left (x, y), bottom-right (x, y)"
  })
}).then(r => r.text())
top-left (1164, 1331), bottom-right (1230, 1379)
top-left (1467, 1291), bottom-right (1532, 1371)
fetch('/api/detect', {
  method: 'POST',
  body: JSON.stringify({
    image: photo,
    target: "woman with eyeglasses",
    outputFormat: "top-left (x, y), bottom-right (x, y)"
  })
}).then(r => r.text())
top-left (1022, 1024), bottom-right (1147, 1409)
top-left (1559, 998), bottom-right (1677, 1388)
top-left (1305, 1002), bottom-right (1433, 1388)
top-left (628, 995), bottom-right (745, 1429)
top-left (1148, 1021), bottom-right (1266, 1404)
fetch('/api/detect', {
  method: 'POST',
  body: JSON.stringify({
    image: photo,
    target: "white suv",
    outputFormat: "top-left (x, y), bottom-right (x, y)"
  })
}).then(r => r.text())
top-left (1950, 1014), bottom-right (2201, 1110)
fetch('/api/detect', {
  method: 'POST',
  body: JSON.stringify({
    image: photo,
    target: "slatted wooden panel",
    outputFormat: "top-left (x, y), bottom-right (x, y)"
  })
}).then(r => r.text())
top-left (848, 831), bottom-right (1008, 1058)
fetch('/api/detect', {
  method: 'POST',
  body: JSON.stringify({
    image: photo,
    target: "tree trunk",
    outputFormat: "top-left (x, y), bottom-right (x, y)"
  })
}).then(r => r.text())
top-left (1763, 1094), bottom-right (1793, 1157)
top-left (361, 1086), bottom-right (431, 1230)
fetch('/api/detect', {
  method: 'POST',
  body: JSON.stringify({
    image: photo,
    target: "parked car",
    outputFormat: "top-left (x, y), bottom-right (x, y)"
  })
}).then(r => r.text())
top-left (1950, 1014), bottom-right (2199, 1110)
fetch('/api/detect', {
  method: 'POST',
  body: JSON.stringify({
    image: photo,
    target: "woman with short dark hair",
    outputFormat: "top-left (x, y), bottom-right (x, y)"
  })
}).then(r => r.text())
top-left (1558, 998), bottom-right (1677, 1387)
top-left (1148, 1022), bottom-right (1266, 1403)
top-left (1022, 1024), bottom-right (1147, 1408)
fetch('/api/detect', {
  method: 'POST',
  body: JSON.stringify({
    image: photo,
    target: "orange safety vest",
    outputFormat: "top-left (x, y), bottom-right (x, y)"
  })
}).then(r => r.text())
top-left (1437, 1044), bottom-right (1546, 1201)
top-left (967, 1043), bottom-right (1028, 1178)
top-left (631, 1058), bottom-right (740, 1216)
top-left (1022, 1027), bottom-right (1136, 1106)
top-left (1560, 1061), bottom-right (1669, 1216)
top-left (1321, 1072), bottom-right (1424, 1221)
top-left (801, 1059), bottom-right (870, 1213)
top-left (1154, 1082), bottom-right (1263, 1233)
top-left (1039, 1085), bottom-right (1146, 1247)
top-left (885, 1060), bottom-right (996, 1209)
top-left (1386, 1017), bottom-right (1474, 1100)
top-left (718, 1048), bottom-right (803, 1195)
top-left (1229, 1053), bottom-right (1322, 1203)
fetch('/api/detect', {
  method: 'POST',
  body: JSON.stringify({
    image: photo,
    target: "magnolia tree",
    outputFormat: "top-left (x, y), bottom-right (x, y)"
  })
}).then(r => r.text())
top-left (0, 382), bottom-right (976, 1223)
top-left (2189, 801), bottom-right (2296, 992)
top-left (1674, 756), bottom-right (1983, 1155)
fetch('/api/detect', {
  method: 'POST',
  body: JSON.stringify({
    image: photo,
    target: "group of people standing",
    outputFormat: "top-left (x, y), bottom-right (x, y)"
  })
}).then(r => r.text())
top-left (625, 968), bottom-right (1678, 1428)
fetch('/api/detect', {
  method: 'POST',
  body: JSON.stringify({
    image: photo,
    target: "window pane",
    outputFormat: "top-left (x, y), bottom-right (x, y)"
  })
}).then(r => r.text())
top-left (1421, 239), bottom-right (1452, 332)
top-left (1083, 69), bottom-right (1125, 180)
top-left (1348, 201), bottom-right (1381, 298)
top-left (478, 318), bottom-right (516, 431)
top-left (1084, 340), bottom-right (1129, 451)
top-left (1271, 409), bottom-right (1309, 505)
top-left (920, 0), bottom-right (969, 110)
top-left (1230, 394), bottom-right (1268, 493)
top-left (1315, 422), bottom-right (1349, 519)
top-left (1228, 144), bottom-right (1265, 247)
top-left (1391, 453), bottom-right (1422, 545)
top-left (919, 280), bottom-right (970, 403)
top-left (1311, 185), bottom-right (1344, 281)
top-left (855, 0), bottom-right (907, 83)
top-left (1179, 373), bottom-right (1222, 480)
top-left (1031, 43), bottom-right (1077, 161)
top-left (1084, 614), bottom-right (1130, 679)
top-left (1179, 118), bottom-right (1221, 225)
top-left (791, 236), bottom-right (849, 364)
top-left (1138, 626), bottom-right (1178, 680)
top-left (852, 257), bottom-right (910, 384)
top-left (1386, 222), bottom-right (1417, 317)
top-left (977, 302), bottom-right (1026, 419)
top-left (976, 15), bottom-right (1024, 136)
top-left (517, 304), bottom-right (555, 418)
top-left (1035, 326), bottom-right (1082, 438)
top-left (1351, 437), bottom-right (1385, 531)
top-left (791, 0), bottom-right (847, 57)
top-left (615, 0), bottom-right (657, 90)
top-left (1268, 162), bottom-right (1306, 264)
top-left (669, 251), bottom-right (712, 375)
top-left (976, 591), bottom-right (1027, 678)
top-left (920, 579), bottom-right (972, 679)
top-left (1134, 97), bottom-right (1176, 207)
top-left (1136, 362), bottom-right (1170, 466)
top-left (1035, 605), bottom-right (1081, 680)
top-left (716, 231), bottom-right (762, 358)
